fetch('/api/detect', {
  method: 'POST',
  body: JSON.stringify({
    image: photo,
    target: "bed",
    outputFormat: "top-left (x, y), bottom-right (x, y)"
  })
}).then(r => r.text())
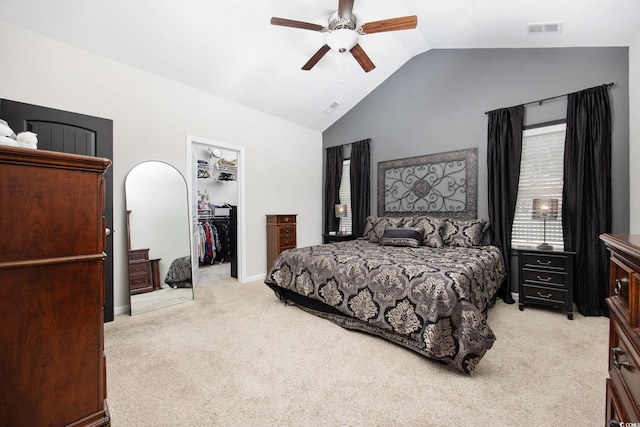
top-left (264, 215), bottom-right (506, 374)
top-left (164, 255), bottom-right (192, 288)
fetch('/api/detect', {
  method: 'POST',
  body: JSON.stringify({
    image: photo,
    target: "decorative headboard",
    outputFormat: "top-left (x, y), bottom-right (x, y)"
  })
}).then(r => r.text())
top-left (377, 148), bottom-right (478, 219)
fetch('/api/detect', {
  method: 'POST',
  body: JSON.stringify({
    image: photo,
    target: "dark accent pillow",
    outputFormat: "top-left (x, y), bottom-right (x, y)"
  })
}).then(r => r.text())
top-left (410, 216), bottom-right (446, 248)
top-left (380, 227), bottom-right (424, 247)
top-left (363, 216), bottom-right (409, 243)
top-left (442, 218), bottom-right (489, 247)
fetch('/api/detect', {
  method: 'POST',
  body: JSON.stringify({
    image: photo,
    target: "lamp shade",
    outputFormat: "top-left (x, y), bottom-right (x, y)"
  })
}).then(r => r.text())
top-left (335, 204), bottom-right (348, 218)
top-left (532, 198), bottom-right (559, 220)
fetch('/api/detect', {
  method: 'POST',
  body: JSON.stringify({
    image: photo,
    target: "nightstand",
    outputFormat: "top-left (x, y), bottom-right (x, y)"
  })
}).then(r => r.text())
top-left (323, 233), bottom-right (357, 244)
top-left (516, 247), bottom-right (575, 320)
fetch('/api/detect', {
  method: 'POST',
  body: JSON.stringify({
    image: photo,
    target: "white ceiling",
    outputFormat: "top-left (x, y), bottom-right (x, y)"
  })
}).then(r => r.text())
top-left (1, 0), bottom-right (639, 132)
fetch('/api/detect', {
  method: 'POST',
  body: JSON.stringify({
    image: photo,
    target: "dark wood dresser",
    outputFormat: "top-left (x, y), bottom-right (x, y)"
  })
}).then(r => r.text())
top-left (128, 248), bottom-right (154, 294)
top-left (266, 214), bottom-right (297, 270)
top-left (0, 146), bottom-right (111, 426)
top-left (516, 248), bottom-right (575, 320)
top-left (600, 234), bottom-right (640, 424)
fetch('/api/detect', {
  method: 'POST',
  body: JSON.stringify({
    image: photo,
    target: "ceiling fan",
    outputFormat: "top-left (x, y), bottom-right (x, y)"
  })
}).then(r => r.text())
top-left (271, 0), bottom-right (417, 73)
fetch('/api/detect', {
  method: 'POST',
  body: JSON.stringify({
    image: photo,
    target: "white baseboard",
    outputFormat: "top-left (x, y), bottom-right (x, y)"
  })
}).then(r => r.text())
top-left (243, 273), bottom-right (266, 283)
top-left (114, 305), bottom-right (130, 316)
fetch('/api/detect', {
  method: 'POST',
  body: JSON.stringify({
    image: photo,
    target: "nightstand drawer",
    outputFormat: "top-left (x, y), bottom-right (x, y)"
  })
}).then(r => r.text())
top-left (522, 284), bottom-right (567, 306)
top-left (522, 253), bottom-right (568, 270)
top-left (522, 268), bottom-right (568, 288)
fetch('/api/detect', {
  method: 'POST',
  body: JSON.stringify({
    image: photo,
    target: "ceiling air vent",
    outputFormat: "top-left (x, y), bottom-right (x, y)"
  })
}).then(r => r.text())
top-left (323, 101), bottom-right (340, 115)
top-left (526, 21), bottom-right (563, 35)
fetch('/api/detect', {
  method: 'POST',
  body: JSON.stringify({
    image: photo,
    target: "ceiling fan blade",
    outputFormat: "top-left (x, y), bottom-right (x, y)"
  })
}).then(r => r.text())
top-left (360, 15), bottom-right (418, 34)
top-left (270, 17), bottom-right (325, 32)
top-left (302, 45), bottom-right (331, 70)
top-left (338, 0), bottom-right (355, 19)
top-left (350, 43), bottom-right (375, 72)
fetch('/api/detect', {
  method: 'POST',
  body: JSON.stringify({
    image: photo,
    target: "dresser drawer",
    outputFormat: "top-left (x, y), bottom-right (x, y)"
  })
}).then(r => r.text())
top-left (522, 268), bottom-right (568, 288)
top-left (606, 378), bottom-right (627, 425)
top-left (130, 275), bottom-right (151, 290)
top-left (610, 315), bottom-right (640, 410)
top-left (522, 253), bottom-right (568, 270)
top-left (129, 261), bottom-right (150, 276)
top-left (609, 257), bottom-right (640, 328)
top-left (269, 215), bottom-right (296, 225)
top-left (521, 283), bottom-right (567, 306)
top-left (278, 226), bottom-right (296, 247)
top-left (129, 249), bottom-right (150, 261)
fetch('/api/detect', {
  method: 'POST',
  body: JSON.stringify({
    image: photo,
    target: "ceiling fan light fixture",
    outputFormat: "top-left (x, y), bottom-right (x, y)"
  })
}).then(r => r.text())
top-left (326, 28), bottom-right (359, 53)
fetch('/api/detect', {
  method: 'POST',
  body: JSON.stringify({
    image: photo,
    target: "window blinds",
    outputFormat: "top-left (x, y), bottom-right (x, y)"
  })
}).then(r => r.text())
top-left (338, 159), bottom-right (353, 233)
top-left (511, 123), bottom-right (566, 249)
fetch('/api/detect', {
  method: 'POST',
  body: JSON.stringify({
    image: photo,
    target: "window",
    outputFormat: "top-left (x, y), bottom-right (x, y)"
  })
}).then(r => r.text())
top-left (511, 123), bottom-right (566, 249)
top-left (338, 159), bottom-right (352, 234)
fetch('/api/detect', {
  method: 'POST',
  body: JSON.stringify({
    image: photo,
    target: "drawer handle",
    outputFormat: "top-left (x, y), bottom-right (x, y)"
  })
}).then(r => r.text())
top-left (612, 347), bottom-right (633, 370)
top-left (614, 277), bottom-right (628, 296)
top-left (536, 292), bottom-right (552, 298)
top-left (284, 217), bottom-right (289, 222)
top-left (536, 259), bottom-right (552, 266)
top-left (536, 275), bottom-right (552, 282)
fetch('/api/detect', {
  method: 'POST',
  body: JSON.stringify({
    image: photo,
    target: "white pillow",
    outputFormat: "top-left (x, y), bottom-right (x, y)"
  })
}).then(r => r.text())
top-left (0, 121), bottom-right (16, 138)
top-left (0, 135), bottom-right (20, 147)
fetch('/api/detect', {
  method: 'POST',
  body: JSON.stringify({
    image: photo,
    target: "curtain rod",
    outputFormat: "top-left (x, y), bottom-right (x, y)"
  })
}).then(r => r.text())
top-left (484, 82), bottom-right (615, 115)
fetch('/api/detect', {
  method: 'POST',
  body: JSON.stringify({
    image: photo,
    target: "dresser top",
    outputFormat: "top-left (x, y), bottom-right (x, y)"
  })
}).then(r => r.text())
top-left (600, 233), bottom-right (640, 258)
top-left (0, 145), bottom-right (111, 172)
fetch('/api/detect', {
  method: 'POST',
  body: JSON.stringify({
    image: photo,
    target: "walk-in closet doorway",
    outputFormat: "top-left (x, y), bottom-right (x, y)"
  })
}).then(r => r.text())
top-left (186, 135), bottom-right (245, 287)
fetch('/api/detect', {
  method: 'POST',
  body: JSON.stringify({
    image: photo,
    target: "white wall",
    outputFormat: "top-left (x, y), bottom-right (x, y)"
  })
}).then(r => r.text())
top-left (630, 28), bottom-right (640, 233)
top-left (194, 144), bottom-right (238, 207)
top-left (0, 21), bottom-right (323, 314)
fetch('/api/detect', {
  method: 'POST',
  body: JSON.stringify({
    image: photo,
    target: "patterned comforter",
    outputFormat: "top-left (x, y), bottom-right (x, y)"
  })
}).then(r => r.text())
top-left (264, 239), bottom-right (506, 374)
top-left (164, 255), bottom-right (192, 288)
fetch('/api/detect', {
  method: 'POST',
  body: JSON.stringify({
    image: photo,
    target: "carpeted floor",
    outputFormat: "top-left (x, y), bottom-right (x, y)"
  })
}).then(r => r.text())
top-left (104, 264), bottom-right (608, 426)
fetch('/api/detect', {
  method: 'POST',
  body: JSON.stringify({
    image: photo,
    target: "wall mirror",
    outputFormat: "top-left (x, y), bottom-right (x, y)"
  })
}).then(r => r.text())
top-left (125, 161), bottom-right (193, 315)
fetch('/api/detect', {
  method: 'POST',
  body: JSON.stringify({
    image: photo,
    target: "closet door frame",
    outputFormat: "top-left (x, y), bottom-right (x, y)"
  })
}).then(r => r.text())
top-left (186, 135), bottom-right (245, 285)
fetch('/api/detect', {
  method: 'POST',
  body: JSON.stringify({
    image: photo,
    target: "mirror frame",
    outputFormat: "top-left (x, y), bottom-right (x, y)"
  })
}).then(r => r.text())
top-left (125, 161), bottom-right (193, 315)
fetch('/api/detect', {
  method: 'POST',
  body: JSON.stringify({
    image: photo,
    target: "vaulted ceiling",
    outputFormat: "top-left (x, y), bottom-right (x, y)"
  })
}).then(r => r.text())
top-left (1, 0), bottom-right (638, 131)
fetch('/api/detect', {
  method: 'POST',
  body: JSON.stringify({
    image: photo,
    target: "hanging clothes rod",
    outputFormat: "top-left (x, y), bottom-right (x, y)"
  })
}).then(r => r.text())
top-left (484, 82), bottom-right (615, 114)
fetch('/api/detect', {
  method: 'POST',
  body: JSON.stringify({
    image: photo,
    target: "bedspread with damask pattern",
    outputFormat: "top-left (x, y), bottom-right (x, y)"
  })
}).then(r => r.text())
top-left (264, 239), bottom-right (505, 374)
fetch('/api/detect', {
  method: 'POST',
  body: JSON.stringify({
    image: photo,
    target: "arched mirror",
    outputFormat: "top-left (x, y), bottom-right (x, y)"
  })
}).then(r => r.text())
top-left (125, 161), bottom-right (193, 315)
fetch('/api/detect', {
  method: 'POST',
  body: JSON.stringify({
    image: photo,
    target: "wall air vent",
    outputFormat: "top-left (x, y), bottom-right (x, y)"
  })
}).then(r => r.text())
top-left (526, 21), bottom-right (563, 35)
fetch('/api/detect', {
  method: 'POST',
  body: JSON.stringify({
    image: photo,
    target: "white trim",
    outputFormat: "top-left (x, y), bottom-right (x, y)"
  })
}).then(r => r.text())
top-left (245, 273), bottom-right (266, 283)
top-left (187, 135), bottom-right (247, 284)
top-left (114, 304), bottom-right (130, 316)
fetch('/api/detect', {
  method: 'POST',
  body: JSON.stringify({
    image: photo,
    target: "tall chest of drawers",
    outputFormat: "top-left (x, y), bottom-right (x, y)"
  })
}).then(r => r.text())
top-left (266, 214), bottom-right (297, 270)
top-left (600, 234), bottom-right (640, 424)
top-left (0, 146), bottom-right (111, 426)
top-left (516, 248), bottom-right (575, 320)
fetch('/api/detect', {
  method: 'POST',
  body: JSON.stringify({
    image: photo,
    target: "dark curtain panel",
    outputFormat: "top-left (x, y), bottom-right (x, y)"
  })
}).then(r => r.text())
top-left (324, 145), bottom-right (344, 234)
top-left (350, 139), bottom-right (371, 237)
top-left (562, 85), bottom-right (612, 316)
top-left (487, 105), bottom-right (524, 304)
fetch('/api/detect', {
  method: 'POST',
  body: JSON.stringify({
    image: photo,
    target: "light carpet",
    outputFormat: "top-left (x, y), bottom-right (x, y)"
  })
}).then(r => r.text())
top-left (104, 267), bottom-right (609, 427)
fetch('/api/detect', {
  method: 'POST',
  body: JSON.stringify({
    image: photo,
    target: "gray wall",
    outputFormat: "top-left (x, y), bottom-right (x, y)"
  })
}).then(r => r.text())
top-left (323, 47), bottom-right (629, 231)
top-left (322, 47), bottom-right (630, 293)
